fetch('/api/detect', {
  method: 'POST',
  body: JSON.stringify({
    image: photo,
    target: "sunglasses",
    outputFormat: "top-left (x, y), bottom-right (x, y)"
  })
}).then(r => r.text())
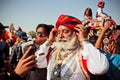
top-left (36, 32), bottom-right (47, 37)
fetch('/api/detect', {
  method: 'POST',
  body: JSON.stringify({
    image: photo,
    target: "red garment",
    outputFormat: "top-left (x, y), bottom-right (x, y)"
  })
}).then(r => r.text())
top-left (4, 32), bottom-right (17, 44)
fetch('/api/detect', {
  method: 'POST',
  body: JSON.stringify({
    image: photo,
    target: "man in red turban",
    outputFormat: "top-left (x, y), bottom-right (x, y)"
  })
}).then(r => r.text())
top-left (35, 14), bottom-right (109, 80)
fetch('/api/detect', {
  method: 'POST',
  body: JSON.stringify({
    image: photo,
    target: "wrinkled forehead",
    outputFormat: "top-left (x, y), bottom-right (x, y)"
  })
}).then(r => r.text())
top-left (57, 25), bottom-right (72, 31)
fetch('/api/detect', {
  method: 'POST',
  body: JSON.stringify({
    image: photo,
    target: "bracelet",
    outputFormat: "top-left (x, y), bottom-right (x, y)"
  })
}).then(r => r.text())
top-left (80, 39), bottom-right (89, 43)
top-left (46, 39), bottom-right (53, 46)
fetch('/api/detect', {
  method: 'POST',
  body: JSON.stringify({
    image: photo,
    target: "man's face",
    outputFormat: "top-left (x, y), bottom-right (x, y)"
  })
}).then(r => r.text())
top-left (57, 25), bottom-right (73, 42)
top-left (36, 27), bottom-right (48, 44)
top-left (54, 25), bottom-right (78, 50)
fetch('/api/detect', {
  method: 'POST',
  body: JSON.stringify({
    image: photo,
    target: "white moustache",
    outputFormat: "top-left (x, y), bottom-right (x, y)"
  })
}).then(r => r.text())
top-left (52, 33), bottom-right (79, 50)
top-left (58, 39), bottom-right (68, 42)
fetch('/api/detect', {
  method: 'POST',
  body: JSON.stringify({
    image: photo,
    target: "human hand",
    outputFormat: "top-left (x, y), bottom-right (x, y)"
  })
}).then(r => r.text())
top-left (101, 19), bottom-right (112, 33)
top-left (14, 46), bottom-right (37, 78)
top-left (74, 24), bottom-right (88, 42)
top-left (48, 28), bottom-right (58, 43)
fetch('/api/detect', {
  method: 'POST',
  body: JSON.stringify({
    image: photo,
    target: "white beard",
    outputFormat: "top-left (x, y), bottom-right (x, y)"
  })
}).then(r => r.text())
top-left (52, 33), bottom-right (79, 50)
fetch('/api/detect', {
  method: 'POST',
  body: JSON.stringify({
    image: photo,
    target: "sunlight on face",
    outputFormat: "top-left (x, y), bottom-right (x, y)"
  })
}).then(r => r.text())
top-left (53, 26), bottom-right (78, 50)
top-left (36, 27), bottom-right (48, 44)
top-left (57, 25), bottom-right (73, 39)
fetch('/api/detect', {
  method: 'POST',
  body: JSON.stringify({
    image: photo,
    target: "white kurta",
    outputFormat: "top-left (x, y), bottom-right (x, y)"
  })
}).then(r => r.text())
top-left (97, 8), bottom-right (107, 20)
top-left (36, 40), bottom-right (109, 80)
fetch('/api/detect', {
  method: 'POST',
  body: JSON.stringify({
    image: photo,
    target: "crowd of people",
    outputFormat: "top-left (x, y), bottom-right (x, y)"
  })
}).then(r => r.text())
top-left (0, 1), bottom-right (120, 80)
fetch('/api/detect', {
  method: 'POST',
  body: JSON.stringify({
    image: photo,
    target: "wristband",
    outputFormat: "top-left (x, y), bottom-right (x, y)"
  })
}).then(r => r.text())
top-left (80, 39), bottom-right (89, 43)
top-left (46, 39), bottom-right (53, 46)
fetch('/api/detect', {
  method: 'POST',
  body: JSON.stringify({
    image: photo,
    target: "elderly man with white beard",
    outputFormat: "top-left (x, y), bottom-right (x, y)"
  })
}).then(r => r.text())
top-left (36, 14), bottom-right (109, 80)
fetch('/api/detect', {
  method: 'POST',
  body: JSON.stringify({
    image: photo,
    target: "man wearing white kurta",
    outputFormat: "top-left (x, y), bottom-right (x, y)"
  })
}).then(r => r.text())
top-left (36, 14), bottom-right (109, 80)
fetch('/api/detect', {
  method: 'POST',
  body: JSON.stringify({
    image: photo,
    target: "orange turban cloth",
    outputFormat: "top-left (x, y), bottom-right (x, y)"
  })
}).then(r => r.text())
top-left (56, 14), bottom-right (82, 31)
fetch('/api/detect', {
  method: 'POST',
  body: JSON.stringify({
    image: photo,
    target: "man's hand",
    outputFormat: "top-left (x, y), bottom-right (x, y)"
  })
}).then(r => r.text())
top-left (48, 28), bottom-right (58, 43)
top-left (74, 24), bottom-right (88, 42)
top-left (14, 46), bottom-right (37, 78)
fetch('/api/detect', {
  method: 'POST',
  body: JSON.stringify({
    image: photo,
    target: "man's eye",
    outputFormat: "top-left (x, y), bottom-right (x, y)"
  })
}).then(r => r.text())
top-left (63, 30), bottom-right (69, 33)
top-left (57, 31), bottom-right (61, 34)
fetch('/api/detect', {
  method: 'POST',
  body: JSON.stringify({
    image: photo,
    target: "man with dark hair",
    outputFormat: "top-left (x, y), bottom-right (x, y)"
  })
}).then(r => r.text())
top-left (22, 24), bottom-right (53, 80)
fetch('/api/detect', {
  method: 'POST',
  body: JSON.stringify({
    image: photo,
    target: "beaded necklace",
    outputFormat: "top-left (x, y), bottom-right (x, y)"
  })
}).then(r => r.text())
top-left (52, 48), bottom-right (75, 79)
top-left (56, 48), bottom-right (75, 65)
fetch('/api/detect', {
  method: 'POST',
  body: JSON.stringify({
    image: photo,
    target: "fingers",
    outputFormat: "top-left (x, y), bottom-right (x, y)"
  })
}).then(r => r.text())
top-left (75, 24), bottom-right (86, 32)
top-left (79, 25), bottom-right (86, 31)
top-left (23, 55), bottom-right (36, 64)
top-left (21, 55), bottom-right (37, 69)
top-left (14, 49), bottom-right (37, 78)
top-left (24, 59), bottom-right (37, 68)
top-left (74, 24), bottom-right (88, 41)
top-left (21, 46), bottom-right (33, 60)
top-left (52, 28), bottom-right (58, 36)
top-left (51, 28), bottom-right (57, 34)
top-left (49, 28), bottom-right (58, 43)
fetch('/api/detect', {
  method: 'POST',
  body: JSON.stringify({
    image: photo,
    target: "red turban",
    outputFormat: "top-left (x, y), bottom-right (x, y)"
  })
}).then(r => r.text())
top-left (56, 14), bottom-right (82, 31)
top-left (97, 1), bottom-right (105, 7)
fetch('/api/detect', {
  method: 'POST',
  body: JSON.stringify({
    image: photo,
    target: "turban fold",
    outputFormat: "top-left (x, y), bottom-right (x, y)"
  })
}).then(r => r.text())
top-left (56, 14), bottom-right (81, 30)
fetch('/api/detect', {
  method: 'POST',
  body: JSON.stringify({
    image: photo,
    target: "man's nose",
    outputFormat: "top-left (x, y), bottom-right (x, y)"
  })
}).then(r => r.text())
top-left (58, 32), bottom-right (64, 38)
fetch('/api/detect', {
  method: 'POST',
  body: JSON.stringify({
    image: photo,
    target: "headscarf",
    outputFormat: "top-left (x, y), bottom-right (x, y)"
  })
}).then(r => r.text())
top-left (56, 14), bottom-right (82, 31)
top-left (97, 1), bottom-right (105, 7)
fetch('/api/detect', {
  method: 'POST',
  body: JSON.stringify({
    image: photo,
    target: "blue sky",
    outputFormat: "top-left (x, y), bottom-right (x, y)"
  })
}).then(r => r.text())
top-left (0, 0), bottom-right (120, 32)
